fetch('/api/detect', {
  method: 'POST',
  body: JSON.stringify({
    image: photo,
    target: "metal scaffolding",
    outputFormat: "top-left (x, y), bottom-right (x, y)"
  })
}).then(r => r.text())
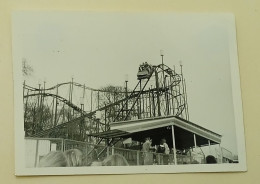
top-left (23, 61), bottom-right (189, 143)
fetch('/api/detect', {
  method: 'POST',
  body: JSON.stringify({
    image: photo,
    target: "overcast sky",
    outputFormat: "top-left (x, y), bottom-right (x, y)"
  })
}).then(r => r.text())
top-left (13, 12), bottom-right (239, 155)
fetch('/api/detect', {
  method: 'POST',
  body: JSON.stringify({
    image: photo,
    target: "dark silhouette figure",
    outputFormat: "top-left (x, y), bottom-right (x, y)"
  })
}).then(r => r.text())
top-left (206, 155), bottom-right (217, 164)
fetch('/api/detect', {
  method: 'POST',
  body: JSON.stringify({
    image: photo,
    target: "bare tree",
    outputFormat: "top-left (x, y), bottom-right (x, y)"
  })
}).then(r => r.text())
top-left (97, 85), bottom-right (128, 123)
top-left (22, 58), bottom-right (34, 77)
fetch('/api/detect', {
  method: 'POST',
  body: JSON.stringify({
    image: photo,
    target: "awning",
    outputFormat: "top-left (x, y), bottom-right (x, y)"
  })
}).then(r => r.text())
top-left (90, 116), bottom-right (222, 149)
top-left (90, 129), bottom-right (130, 139)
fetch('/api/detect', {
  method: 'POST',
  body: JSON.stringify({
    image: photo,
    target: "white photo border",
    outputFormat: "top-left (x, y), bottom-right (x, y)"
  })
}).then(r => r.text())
top-left (12, 12), bottom-right (247, 175)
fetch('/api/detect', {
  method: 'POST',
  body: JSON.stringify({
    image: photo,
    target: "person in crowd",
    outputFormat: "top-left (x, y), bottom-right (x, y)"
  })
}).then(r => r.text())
top-left (157, 138), bottom-right (170, 165)
top-left (64, 149), bottom-right (83, 167)
top-left (168, 148), bottom-right (174, 165)
top-left (38, 149), bottom-right (83, 167)
top-left (206, 155), bottom-right (217, 164)
top-left (157, 139), bottom-right (165, 164)
top-left (91, 154), bottom-right (129, 166)
top-left (162, 139), bottom-right (170, 165)
top-left (38, 151), bottom-right (68, 167)
top-left (142, 137), bottom-right (154, 165)
top-left (102, 154), bottom-right (129, 166)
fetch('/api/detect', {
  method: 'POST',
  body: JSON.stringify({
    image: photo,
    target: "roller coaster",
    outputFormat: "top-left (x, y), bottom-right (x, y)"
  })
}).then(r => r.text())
top-left (23, 61), bottom-right (189, 143)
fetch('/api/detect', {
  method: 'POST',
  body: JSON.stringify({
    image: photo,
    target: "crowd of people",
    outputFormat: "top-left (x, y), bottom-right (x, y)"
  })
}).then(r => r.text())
top-left (141, 137), bottom-right (170, 165)
top-left (38, 137), bottom-right (217, 167)
top-left (141, 137), bottom-right (217, 165)
top-left (38, 149), bottom-right (129, 167)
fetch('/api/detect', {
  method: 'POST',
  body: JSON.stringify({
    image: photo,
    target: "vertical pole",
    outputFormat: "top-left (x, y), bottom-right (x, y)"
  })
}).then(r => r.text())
top-left (90, 90), bottom-right (93, 112)
top-left (136, 97), bottom-right (140, 119)
top-left (89, 120), bottom-right (92, 143)
top-left (178, 81), bottom-right (182, 118)
top-left (208, 140), bottom-right (211, 154)
top-left (54, 86), bottom-right (58, 126)
top-left (170, 76), bottom-right (175, 115)
top-left (96, 119), bottom-right (98, 134)
top-left (160, 50), bottom-right (165, 83)
top-left (82, 84), bottom-right (85, 116)
top-left (69, 80), bottom-right (71, 102)
top-left (183, 79), bottom-right (189, 120)
top-left (148, 88), bottom-right (152, 117)
top-left (189, 148), bottom-right (192, 163)
top-left (112, 145), bottom-right (115, 155)
top-left (43, 81), bottom-right (46, 94)
top-left (166, 78), bottom-right (169, 115)
top-left (109, 103), bottom-right (112, 122)
top-left (155, 70), bottom-right (161, 116)
top-left (61, 139), bottom-right (64, 152)
top-left (51, 93), bottom-right (55, 126)
top-left (71, 78), bottom-right (73, 104)
top-left (152, 90), bottom-right (156, 116)
top-left (97, 91), bottom-right (100, 109)
top-left (113, 91), bottom-right (116, 120)
top-left (34, 139), bottom-right (39, 167)
top-left (39, 81), bottom-right (45, 131)
top-left (104, 108), bottom-right (107, 131)
top-left (35, 84), bottom-right (41, 134)
top-left (180, 64), bottom-right (188, 120)
top-left (219, 144), bottom-right (223, 163)
top-left (139, 80), bottom-right (142, 119)
top-left (194, 134), bottom-right (197, 153)
top-left (113, 91), bottom-right (116, 103)
top-left (23, 82), bottom-right (27, 136)
top-left (68, 81), bottom-right (71, 121)
top-left (145, 94), bottom-right (148, 118)
top-left (171, 125), bottom-right (177, 165)
top-left (62, 104), bottom-right (65, 123)
top-left (161, 50), bottom-right (167, 116)
top-left (142, 92), bottom-right (145, 118)
top-left (67, 124), bottom-right (69, 139)
top-left (83, 84), bottom-right (86, 99)
top-left (137, 151), bottom-right (140, 165)
top-left (23, 81), bottom-right (25, 102)
top-left (107, 146), bottom-right (110, 157)
top-left (121, 101), bottom-right (124, 119)
top-left (40, 83), bottom-right (45, 131)
top-left (37, 84), bottom-right (41, 108)
top-left (125, 80), bottom-right (128, 119)
top-left (24, 91), bottom-right (29, 121)
top-left (173, 65), bottom-right (178, 115)
top-left (168, 80), bottom-right (172, 115)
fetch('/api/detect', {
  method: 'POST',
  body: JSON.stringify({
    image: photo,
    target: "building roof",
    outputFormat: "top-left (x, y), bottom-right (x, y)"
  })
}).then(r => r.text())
top-left (90, 116), bottom-right (222, 149)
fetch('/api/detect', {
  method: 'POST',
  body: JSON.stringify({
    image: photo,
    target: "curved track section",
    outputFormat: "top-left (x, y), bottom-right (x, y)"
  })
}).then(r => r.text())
top-left (23, 63), bottom-right (189, 140)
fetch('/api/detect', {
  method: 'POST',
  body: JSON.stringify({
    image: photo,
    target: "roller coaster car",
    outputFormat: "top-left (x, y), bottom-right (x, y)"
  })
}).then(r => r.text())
top-left (165, 68), bottom-right (173, 75)
top-left (137, 62), bottom-right (153, 80)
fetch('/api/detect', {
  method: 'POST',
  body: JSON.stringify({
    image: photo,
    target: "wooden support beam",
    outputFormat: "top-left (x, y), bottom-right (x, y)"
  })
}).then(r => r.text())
top-left (171, 125), bottom-right (177, 165)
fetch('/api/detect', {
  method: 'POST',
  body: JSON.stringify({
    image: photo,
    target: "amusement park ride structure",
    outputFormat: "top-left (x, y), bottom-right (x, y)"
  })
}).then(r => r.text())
top-left (23, 55), bottom-right (189, 145)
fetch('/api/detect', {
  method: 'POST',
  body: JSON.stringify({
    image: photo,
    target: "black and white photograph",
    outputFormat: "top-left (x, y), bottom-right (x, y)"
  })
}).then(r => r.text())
top-left (12, 12), bottom-right (246, 175)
